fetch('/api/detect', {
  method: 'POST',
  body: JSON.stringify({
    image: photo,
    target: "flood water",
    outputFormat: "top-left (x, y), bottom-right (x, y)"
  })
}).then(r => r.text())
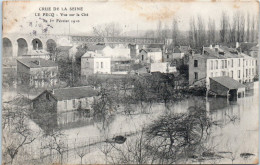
top-left (58, 82), bottom-right (259, 164)
top-left (6, 82), bottom-right (258, 164)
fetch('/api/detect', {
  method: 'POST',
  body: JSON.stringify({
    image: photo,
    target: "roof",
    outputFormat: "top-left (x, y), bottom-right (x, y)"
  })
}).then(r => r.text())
top-left (173, 48), bottom-right (182, 53)
top-left (81, 51), bottom-right (109, 58)
top-left (249, 46), bottom-right (259, 51)
top-left (141, 48), bottom-right (162, 53)
top-left (237, 42), bottom-right (257, 52)
top-left (87, 44), bottom-right (106, 51)
top-left (53, 86), bottom-right (98, 101)
top-left (25, 49), bottom-right (50, 55)
top-left (17, 58), bottom-right (58, 68)
top-left (210, 76), bottom-right (246, 90)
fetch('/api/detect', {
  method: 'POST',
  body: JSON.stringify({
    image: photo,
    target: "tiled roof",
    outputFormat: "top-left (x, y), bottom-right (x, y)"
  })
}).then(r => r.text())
top-left (17, 58), bottom-right (58, 68)
top-left (238, 42), bottom-right (257, 52)
top-left (25, 49), bottom-right (50, 55)
top-left (53, 86), bottom-right (98, 101)
top-left (249, 46), bottom-right (259, 51)
top-left (210, 76), bottom-right (246, 90)
top-left (87, 45), bottom-right (106, 51)
top-left (141, 48), bottom-right (162, 53)
top-left (81, 51), bottom-right (109, 58)
top-left (203, 47), bottom-right (226, 59)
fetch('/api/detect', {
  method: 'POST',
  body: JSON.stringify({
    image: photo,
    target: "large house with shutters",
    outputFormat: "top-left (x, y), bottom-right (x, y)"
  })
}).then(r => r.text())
top-left (189, 45), bottom-right (257, 89)
top-left (17, 58), bottom-right (58, 88)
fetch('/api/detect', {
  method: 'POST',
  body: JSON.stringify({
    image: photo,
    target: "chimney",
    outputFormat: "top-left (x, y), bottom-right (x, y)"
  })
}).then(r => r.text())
top-left (236, 42), bottom-right (239, 48)
top-left (209, 45), bottom-right (213, 49)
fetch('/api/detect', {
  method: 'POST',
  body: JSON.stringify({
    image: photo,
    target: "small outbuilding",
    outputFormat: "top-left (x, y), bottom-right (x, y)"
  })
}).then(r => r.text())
top-left (209, 76), bottom-right (246, 101)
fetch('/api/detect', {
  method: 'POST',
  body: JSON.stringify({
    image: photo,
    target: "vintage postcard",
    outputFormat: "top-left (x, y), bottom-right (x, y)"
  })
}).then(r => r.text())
top-left (2, 0), bottom-right (259, 164)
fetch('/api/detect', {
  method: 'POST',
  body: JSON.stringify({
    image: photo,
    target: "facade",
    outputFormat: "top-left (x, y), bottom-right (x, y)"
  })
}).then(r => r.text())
top-left (32, 86), bottom-right (98, 128)
top-left (189, 45), bottom-right (256, 89)
top-left (111, 58), bottom-right (131, 73)
top-left (150, 62), bottom-right (177, 73)
top-left (17, 58), bottom-right (58, 88)
top-left (139, 48), bottom-right (162, 63)
top-left (249, 45), bottom-right (259, 75)
top-left (81, 51), bottom-right (111, 79)
top-left (240, 53), bottom-right (257, 83)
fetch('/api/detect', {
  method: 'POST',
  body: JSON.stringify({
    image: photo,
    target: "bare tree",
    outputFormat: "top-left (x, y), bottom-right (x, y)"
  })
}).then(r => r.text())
top-left (172, 18), bottom-right (179, 46)
top-left (2, 107), bottom-right (38, 164)
top-left (107, 128), bottom-right (154, 164)
top-left (235, 11), bottom-right (246, 42)
top-left (74, 135), bottom-right (90, 165)
top-left (208, 17), bottom-right (216, 44)
top-left (220, 11), bottom-right (229, 43)
top-left (157, 20), bottom-right (162, 38)
top-left (92, 22), bottom-right (122, 37)
top-left (189, 17), bottom-right (197, 48)
top-left (197, 15), bottom-right (206, 48)
top-left (42, 130), bottom-right (68, 165)
top-left (246, 12), bottom-right (251, 42)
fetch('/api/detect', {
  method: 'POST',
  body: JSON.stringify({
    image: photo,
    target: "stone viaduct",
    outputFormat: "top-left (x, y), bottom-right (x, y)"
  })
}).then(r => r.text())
top-left (2, 33), bottom-right (165, 58)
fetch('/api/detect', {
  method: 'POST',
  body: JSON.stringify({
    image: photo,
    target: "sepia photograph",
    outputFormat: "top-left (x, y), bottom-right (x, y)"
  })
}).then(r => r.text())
top-left (1, 0), bottom-right (259, 164)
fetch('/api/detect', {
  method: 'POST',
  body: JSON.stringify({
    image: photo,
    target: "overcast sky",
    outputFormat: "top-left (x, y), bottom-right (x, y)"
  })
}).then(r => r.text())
top-left (3, 1), bottom-right (259, 35)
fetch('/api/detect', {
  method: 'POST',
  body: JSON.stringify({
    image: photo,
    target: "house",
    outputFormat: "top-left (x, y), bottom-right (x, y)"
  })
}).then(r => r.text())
top-left (32, 86), bottom-right (99, 130)
top-left (150, 62), bottom-right (177, 73)
top-left (139, 48), bottom-right (162, 63)
top-left (189, 45), bottom-right (256, 89)
top-left (17, 58), bottom-right (58, 88)
top-left (209, 76), bottom-right (246, 101)
top-left (81, 51), bottom-right (111, 79)
top-left (111, 57), bottom-right (131, 73)
top-left (164, 46), bottom-right (191, 65)
top-left (249, 45), bottom-right (259, 75)
top-left (240, 53), bottom-right (257, 83)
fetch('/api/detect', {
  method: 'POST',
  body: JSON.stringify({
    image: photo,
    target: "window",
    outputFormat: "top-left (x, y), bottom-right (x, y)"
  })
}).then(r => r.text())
top-left (221, 60), bottom-right (224, 69)
top-left (211, 72), bottom-right (213, 77)
top-left (246, 60), bottom-right (248, 66)
top-left (252, 68), bottom-right (254, 75)
top-left (72, 99), bottom-right (76, 108)
top-left (167, 55), bottom-right (169, 59)
top-left (238, 70), bottom-right (241, 78)
top-left (142, 55), bottom-right (144, 61)
top-left (246, 69), bottom-right (248, 77)
top-left (225, 60), bottom-right (227, 68)
top-left (64, 100), bottom-right (67, 109)
top-left (194, 60), bottom-right (198, 67)
top-left (101, 62), bottom-right (103, 68)
top-left (215, 60), bottom-right (218, 69)
top-left (46, 93), bottom-right (50, 100)
top-left (194, 72), bottom-right (198, 81)
top-left (231, 59), bottom-right (233, 67)
top-left (211, 61), bottom-right (213, 70)
top-left (222, 71), bottom-right (226, 76)
top-left (249, 69), bottom-right (251, 75)
top-left (231, 71), bottom-right (233, 78)
top-left (238, 59), bottom-right (241, 67)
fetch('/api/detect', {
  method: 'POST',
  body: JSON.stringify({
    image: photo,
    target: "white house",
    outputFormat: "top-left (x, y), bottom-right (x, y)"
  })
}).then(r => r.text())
top-left (189, 45), bottom-right (256, 89)
top-left (151, 62), bottom-right (177, 73)
top-left (81, 51), bottom-right (111, 79)
top-left (139, 48), bottom-right (163, 63)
